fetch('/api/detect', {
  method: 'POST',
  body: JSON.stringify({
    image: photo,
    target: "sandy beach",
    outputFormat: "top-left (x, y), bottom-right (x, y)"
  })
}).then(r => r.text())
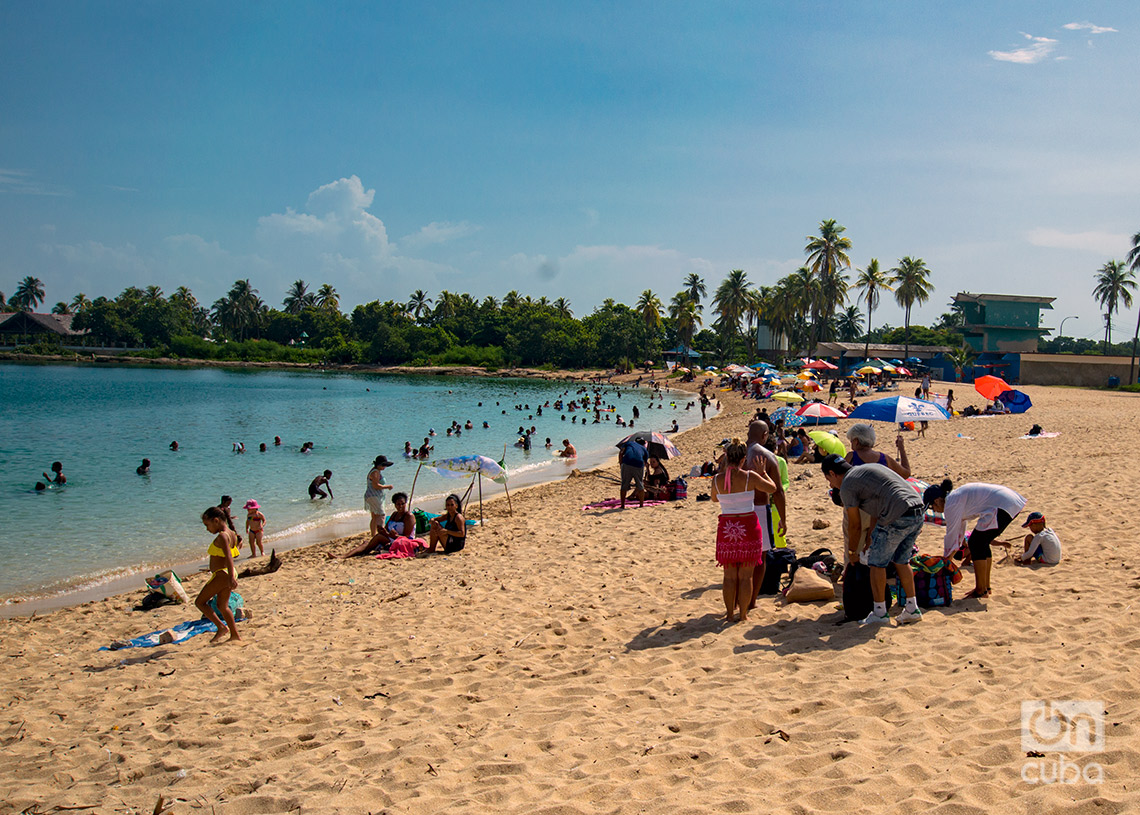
top-left (2, 381), bottom-right (1136, 814)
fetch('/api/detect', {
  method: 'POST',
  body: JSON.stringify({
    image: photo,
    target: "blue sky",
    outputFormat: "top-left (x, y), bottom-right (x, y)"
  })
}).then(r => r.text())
top-left (1, 2), bottom-right (1137, 342)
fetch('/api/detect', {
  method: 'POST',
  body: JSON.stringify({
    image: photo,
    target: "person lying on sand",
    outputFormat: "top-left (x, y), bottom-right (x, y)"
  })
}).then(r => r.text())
top-left (330, 493), bottom-right (416, 559)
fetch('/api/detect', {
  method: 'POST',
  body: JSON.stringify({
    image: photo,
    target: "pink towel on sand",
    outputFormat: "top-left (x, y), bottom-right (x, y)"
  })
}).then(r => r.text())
top-left (376, 536), bottom-right (424, 559)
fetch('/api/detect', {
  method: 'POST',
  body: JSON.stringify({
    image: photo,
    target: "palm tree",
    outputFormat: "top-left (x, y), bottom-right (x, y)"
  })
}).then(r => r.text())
top-left (283, 280), bottom-right (314, 314)
top-left (853, 258), bottom-right (893, 361)
top-left (668, 292), bottom-right (702, 366)
top-left (636, 290), bottom-right (663, 333)
top-left (552, 297), bottom-right (572, 318)
top-left (502, 290), bottom-right (521, 309)
top-left (890, 257), bottom-right (934, 361)
top-left (316, 284), bottom-right (339, 313)
top-left (1092, 259), bottom-right (1136, 356)
top-left (683, 273), bottom-right (706, 311)
top-left (69, 293), bottom-right (91, 314)
top-left (0, 291), bottom-right (6, 311)
top-left (170, 287), bottom-right (197, 309)
top-left (434, 290), bottom-right (457, 320)
top-left (51, 301), bottom-right (71, 315)
top-left (836, 305), bottom-right (863, 342)
top-left (711, 269), bottom-right (750, 348)
top-left (804, 220), bottom-right (852, 344)
top-left (1128, 231), bottom-right (1140, 383)
top-left (946, 345), bottom-right (974, 382)
top-left (406, 290), bottom-right (433, 322)
top-left (12, 276), bottom-right (46, 311)
top-left (143, 285), bottom-right (164, 303)
top-left (214, 279), bottom-right (264, 341)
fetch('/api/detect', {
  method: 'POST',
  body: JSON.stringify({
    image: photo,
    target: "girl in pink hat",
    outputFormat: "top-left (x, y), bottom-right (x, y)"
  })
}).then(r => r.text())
top-left (243, 499), bottom-right (266, 557)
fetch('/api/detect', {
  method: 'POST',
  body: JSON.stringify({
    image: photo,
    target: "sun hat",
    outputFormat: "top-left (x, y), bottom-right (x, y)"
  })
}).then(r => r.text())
top-left (243, 499), bottom-right (259, 510)
top-left (373, 455), bottom-right (394, 467)
top-left (1022, 511), bottom-right (1045, 528)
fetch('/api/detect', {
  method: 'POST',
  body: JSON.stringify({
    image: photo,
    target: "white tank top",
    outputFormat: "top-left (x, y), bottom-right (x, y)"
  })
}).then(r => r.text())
top-left (718, 469), bottom-right (757, 515)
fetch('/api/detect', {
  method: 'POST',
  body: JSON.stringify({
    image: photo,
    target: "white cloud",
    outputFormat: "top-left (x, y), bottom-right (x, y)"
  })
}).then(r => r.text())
top-left (400, 220), bottom-right (480, 250)
top-left (257, 175), bottom-right (390, 256)
top-left (1026, 228), bottom-right (1129, 254)
top-left (1063, 22), bottom-right (1117, 34)
top-left (989, 33), bottom-right (1057, 64)
top-left (0, 168), bottom-right (70, 196)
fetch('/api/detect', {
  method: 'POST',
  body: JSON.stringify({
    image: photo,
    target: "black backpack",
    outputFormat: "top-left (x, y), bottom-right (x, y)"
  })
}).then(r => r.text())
top-left (840, 562), bottom-right (897, 622)
top-left (758, 548), bottom-right (798, 595)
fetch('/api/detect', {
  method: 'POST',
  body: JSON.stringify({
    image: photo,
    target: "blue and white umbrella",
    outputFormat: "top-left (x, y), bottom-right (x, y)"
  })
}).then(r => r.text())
top-left (847, 395), bottom-right (950, 423)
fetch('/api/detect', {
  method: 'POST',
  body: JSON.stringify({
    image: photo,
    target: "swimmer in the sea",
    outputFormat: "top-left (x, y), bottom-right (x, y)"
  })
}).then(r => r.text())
top-left (309, 470), bottom-right (334, 500)
top-left (43, 461), bottom-right (66, 485)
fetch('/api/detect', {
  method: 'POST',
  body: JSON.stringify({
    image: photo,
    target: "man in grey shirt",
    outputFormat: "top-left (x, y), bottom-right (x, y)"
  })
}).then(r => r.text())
top-left (745, 420), bottom-right (786, 607)
top-left (821, 454), bottom-right (924, 625)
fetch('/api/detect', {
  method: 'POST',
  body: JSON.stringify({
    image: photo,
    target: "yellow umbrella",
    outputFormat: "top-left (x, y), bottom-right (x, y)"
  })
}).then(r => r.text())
top-left (857, 366), bottom-right (882, 375)
top-left (796, 371), bottom-right (816, 380)
top-left (772, 391), bottom-right (804, 403)
top-left (808, 430), bottom-right (846, 457)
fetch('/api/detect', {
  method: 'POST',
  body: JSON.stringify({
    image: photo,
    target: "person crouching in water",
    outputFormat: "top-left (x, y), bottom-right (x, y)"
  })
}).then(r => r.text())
top-left (821, 454), bottom-right (924, 625)
top-left (711, 439), bottom-right (775, 623)
top-left (198, 506), bottom-right (241, 644)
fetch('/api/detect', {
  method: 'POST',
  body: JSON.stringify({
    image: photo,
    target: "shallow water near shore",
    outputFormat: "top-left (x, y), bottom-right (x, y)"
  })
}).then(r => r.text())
top-left (0, 362), bottom-right (702, 606)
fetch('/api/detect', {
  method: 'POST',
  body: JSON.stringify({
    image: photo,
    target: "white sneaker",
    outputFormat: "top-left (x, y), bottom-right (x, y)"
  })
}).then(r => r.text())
top-left (897, 607), bottom-right (923, 624)
top-left (861, 610), bottom-right (890, 625)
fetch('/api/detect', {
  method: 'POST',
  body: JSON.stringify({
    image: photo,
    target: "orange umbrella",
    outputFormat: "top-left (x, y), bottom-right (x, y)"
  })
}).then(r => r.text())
top-left (974, 375), bottom-right (1012, 401)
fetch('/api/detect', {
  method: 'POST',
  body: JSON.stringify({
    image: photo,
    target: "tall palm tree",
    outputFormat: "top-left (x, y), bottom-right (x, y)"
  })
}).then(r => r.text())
top-left (502, 290), bottom-right (521, 309)
top-left (836, 305), bottom-right (864, 342)
top-left (683, 273), bottom-right (706, 311)
top-left (434, 290), bottom-right (457, 320)
top-left (711, 269), bottom-right (750, 348)
top-left (1092, 259), bottom-right (1136, 356)
top-left (143, 285), bottom-right (164, 303)
top-left (668, 292), bottom-right (702, 366)
top-left (316, 284), bottom-right (339, 312)
top-left (51, 301), bottom-right (71, 315)
top-left (1128, 231), bottom-right (1140, 383)
top-left (890, 257), bottom-right (934, 361)
top-left (12, 276), bottom-right (46, 311)
top-left (407, 290), bottom-right (433, 322)
top-left (804, 220), bottom-right (852, 344)
top-left (636, 290), bottom-right (663, 333)
top-left (283, 280), bottom-right (315, 314)
top-left (853, 258), bottom-right (893, 361)
top-left (70, 293), bottom-right (91, 313)
top-left (214, 279), bottom-right (264, 341)
top-left (552, 297), bottom-right (572, 318)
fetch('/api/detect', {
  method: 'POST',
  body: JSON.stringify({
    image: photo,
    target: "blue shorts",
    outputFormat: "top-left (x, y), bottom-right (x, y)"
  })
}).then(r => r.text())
top-left (865, 510), bottom-right (924, 568)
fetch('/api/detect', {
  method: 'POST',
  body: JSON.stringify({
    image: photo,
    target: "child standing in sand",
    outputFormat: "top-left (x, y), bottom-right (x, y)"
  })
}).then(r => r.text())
top-left (197, 506), bottom-right (242, 644)
top-left (244, 500), bottom-right (266, 557)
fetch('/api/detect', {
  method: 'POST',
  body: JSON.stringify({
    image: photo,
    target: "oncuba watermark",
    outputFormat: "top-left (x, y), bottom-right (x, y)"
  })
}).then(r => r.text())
top-left (1021, 700), bottom-right (1105, 784)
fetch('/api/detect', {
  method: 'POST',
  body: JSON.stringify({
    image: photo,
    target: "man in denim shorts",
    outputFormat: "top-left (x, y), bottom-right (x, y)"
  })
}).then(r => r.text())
top-left (821, 455), bottom-right (924, 625)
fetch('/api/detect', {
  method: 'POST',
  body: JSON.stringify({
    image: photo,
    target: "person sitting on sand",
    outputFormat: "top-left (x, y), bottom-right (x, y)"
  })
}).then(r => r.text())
top-left (645, 456), bottom-right (670, 499)
top-left (923, 480), bottom-right (1027, 599)
top-left (331, 492), bottom-right (416, 559)
top-left (244, 500), bottom-right (266, 557)
top-left (1009, 511), bottom-right (1061, 565)
top-left (984, 399), bottom-right (1010, 415)
top-left (821, 455), bottom-right (925, 625)
top-left (558, 439), bottom-right (577, 458)
top-left (711, 439), bottom-right (776, 623)
top-left (309, 470), bottom-right (334, 500)
top-left (669, 419), bottom-right (679, 433)
top-left (426, 494), bottom-right (466, 554)
top-left (136, 458), bottom-right (151, 475)
top-left (43, 460), bottom-right (66, 485)
top-left (197, 505), bottom-right (241, 644)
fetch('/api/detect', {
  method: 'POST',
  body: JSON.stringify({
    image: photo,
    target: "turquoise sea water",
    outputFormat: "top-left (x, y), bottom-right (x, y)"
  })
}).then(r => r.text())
top-left (0, 363), bottom-right (702, 603)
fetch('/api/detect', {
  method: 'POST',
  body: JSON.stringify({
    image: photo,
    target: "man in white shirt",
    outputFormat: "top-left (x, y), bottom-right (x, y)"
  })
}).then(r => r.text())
top-left (923, 480), bottom-right (1027, 599)
top-left (1012, 512), bottom-right (1062, 564)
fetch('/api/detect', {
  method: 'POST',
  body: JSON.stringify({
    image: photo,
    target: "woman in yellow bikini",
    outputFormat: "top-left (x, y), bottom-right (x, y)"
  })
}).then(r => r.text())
top-left (197, 506), bottom-right (242, 644)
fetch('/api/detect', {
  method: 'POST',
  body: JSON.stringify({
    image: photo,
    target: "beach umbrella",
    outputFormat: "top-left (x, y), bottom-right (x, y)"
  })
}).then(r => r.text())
top-left (974, 375), bottom-right (1013, 401)
top-left (795, 402), bottom-right (847, 419)
top-left (796, 371), bottom-right (816, 380)
top-left (808, 430), bottom-right (846, 457)
top-left (895, 366), bottom-right (913, 376)
top-left (847, 395), bottom-right (951, 423)
top-left (806, 359), bottom-right (839, 370)
top-left (430, 454), bottom-right (507, 483)
top-left (857, 365), bottom-right (882, 375)
top-left (772, 391), bottom-right (804, 403)
top-left (997, 389), bottom-right (1033, 414)
top-left (800, 380), bottom-right (822, 392)
top-left (615, 430), bottom-right (681, 460)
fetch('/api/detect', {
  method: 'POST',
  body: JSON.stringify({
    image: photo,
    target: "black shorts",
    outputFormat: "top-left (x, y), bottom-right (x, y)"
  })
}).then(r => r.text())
top-left (444, 537), bottom-right (465, 554)
top-left (967, 509), bottom-right (1015, 561)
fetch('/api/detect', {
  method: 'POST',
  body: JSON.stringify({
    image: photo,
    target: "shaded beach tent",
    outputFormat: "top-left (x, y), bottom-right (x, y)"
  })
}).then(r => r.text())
top-left (974, 374), bottom-right (1013, 401)
top-left (423, 454), bottom-right (513, 523)
top-left (847, 395), bottom-right (950, 423)
top-left (615, 430), bottom-right (681, 461)
top-left (795, 402), bottom-right (847, 419)
top-left (996, 389), bottom-right (1033, 414)
top-left (807, 430), bottom-right (846, 457)
top-left (770, 406), bottom-right (808, 428)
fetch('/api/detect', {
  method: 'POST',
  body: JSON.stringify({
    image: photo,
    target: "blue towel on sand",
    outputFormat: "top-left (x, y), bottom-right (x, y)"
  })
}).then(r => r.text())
top-left (99, 618), bottom-right (218, 650)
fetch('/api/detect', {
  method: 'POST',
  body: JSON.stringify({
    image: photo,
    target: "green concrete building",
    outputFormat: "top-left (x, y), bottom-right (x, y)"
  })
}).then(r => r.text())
top-left (953, 292), bottom-right (1055, 353)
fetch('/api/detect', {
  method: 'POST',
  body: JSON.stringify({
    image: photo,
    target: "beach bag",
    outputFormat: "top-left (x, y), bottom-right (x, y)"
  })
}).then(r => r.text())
top-left (208, 591), bottom-right (245, 619)
top-left (905, 570), bottom-right (953, 608)
top-left (144, 570), bottom-right (189, 604)
top-left (413, 509), bottom-right (432, 535)
top-left (840, 563), bottom-right (889, 622)
top-left (782, 565), bottom-right (835, 603)
top-left (671, 477), bottom-right (687, 500)
top-left (758, 548), bottom-right (797, 595)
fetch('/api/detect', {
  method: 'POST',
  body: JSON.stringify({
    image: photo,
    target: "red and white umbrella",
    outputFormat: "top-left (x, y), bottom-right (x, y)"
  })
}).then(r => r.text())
top-left (795, 402), bottom-right (848, 419)
top-left (805, 359), bottom-right (839, 370)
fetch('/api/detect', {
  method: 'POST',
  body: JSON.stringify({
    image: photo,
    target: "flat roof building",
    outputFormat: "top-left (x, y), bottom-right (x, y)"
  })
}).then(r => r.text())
top-left (953, 292), bottom-right (1055, 354)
